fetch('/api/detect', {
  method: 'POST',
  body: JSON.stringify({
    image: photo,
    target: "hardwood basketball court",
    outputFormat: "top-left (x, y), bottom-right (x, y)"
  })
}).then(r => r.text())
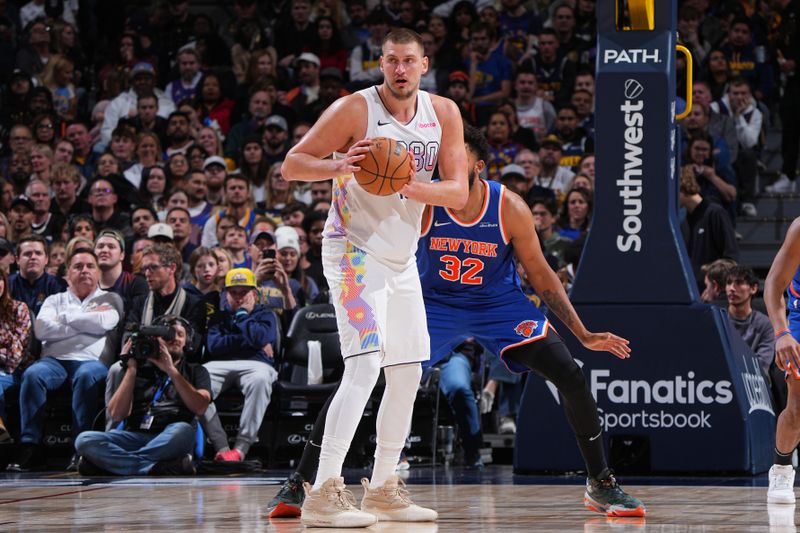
top-left (0, 466), bottom-right (788, 531)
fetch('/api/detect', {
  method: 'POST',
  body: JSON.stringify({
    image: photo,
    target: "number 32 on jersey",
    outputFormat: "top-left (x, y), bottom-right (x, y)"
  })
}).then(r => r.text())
top-left (438, 255), bottom-right (485, 285)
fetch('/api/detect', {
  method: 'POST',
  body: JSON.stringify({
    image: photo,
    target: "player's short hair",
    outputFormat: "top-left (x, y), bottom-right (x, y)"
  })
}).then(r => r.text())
top-left (464, 124), bottom-right (489, 164)
top-left (382, 28), bottom-right (423, 52)
top-left (726, 265), bottom-right (758, 287)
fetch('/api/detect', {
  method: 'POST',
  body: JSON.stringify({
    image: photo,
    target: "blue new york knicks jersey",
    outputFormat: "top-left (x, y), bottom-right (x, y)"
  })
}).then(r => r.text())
top-left (418, 180), bottom-right (550, 372)
top-left (788, 267), bottom-right (800, 340)
top-left (418, 179), bottom-right (520, 303)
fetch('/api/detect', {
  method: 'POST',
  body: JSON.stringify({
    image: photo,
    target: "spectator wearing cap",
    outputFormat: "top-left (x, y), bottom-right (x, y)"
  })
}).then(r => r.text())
top-left (203, 156), bottom-right (227, 206)
top-left (95, 229), bottom-right (148, 313)
top-left (148, 222), bottom-right (174, 244)
top-left (225, 88), bottom-right (274, 160)
top-left (9, 195), bottom-right (34, 243)
top-left (515, 69), bottom-right (556, 143)
top-left (286, 52), bottom-right (322, 114)
top-left (165, 48), bottom-right (203, 106)
top-left (303, 67), bottom-right (350, 123)
top-left (10, 234), bottom-right (66, 316)
top-left (195, 72), bottom-right (235, 135)
top-left (447, 71), bottom-right (477, 125)
top-left (535, 134), bottom-right (574, 198)
top-left (262, 116), bottom-right (290, 167)
top-left (203, 267), bottom-right (278, 462)
top-left (0, 238), bottom-right (16, 275)
top-left (276, 225), bottom-right (319, 305)
top-left (499, 164), bottom-right (533, 197)
top-left (101, 62), bottom-right (176, 147)
top-left (26, 179), bottom-right (65, 243)
top-left (348, 7), bottom-right (390, 91)
top-left (274, 0), bottom-right (317, 66)
top-left (164, 111), bottom-right (194, 158)
top-left (87, 178), bottom-right (133, 238)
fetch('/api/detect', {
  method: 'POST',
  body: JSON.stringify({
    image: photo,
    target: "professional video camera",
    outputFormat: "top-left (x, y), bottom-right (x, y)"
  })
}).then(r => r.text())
top-left (125, 324), bottom-right (176, 363)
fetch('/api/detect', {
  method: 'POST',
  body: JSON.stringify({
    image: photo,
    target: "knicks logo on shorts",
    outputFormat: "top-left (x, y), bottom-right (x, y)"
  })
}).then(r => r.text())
top-left (514, 320), bottom-right (539, 338)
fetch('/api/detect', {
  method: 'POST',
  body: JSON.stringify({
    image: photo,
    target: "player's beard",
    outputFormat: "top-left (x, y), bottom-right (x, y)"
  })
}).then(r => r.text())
top-left (468, 168), bottom-right (477, 188)
top-left (386, 79), bottom-right (417, 100)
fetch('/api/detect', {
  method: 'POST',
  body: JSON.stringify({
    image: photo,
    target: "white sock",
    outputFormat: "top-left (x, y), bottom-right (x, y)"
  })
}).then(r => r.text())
top-left (370, 363), bottom-right (422, 488)
top-left (312, 355), bottom-right (381, 491)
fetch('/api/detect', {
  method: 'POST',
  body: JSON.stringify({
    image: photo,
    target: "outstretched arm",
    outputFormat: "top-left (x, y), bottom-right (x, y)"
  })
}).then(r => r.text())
top-left (504, 189), bottom-right (631, 359)
top-left (765, 217), bottom-right (800, 375)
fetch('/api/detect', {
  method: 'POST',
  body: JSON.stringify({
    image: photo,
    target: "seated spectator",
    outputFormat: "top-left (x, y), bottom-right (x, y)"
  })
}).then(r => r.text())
top-left (101, 62), bottom-right (175, 148)
top-left (203, 268), bottom-right (278, 462)
top-left (212, 246), bottom-right (235, 287)
top-left (726, 265), bottom-right (775, 375)
top-left (532, 135), bottom-right (574, 201)
top-left (222, 224), bottom-right (251, 269)
top-left (29, 143), bottom-right (54, 184)
top-left (499, 164), bottom-right (532, 197)
top-left (165, 48), bottom-right (203, 105)
top-left (124, 132), bottom-right (163, 190)
top-left (165, 151), bottom-right (191, 185)
top-left (75, 315), bottom-right (210, 476)
top-left (202, 175), bottom-right (258, 248)
top-left (309, 180), bottom-right (332, 205)
top-left (679, 169), bottom-right (739, 290)
top-left (87, 177), bottom-right (133, 238)
top-left (10, 235), bottom-right (67, 316)
top-left (225, 89), bottom-right (273, 160)
top-left (51, 163), bottom-right (91, 219)
top-left (64, 216), bottom-right (96, 245)
top-left (682, 135), bottom-right (737, 217)
top-left (0, 269), bottom-right (32, 443)
top-left (558, 187), bottom-right (592, 241)
top-left (447, 71), bottom-right (477, 125)
top-left (109, 126), bottom-right (138, 170)
top-left (138, 166), bottom-right (168, 214)
top-left (700, 258), bottom-right (737, 304)
top-left (567, 173), bottom-right (594, 193)
top-left (94, 229), bottom-right (148, 312)
top-left (186, 246), bottom-right (221, 297)
top-left (275, 226), bottom-right (319, 306)
top-left (7, 249), bottom-right (121, 472)
top-left (496, 99), bottom-right (538, 151)
top-left (467, 24), bottom-right (513, 125)
top-left (514, 69), bottom-right (555, 143)
top-left (486, 111), bottom-right (523, 180)
top-left (165, 207), bottom-right (197, 266)
top-left (130, 206), bottom-right (158, 243)
top-left (531, 197), bottom-right (572, 269)
top-left (195, 73), bottom-right (235, 135)
top-left (27, 179), bottom-right (65, 243)
top-left (553, 104), bottom-right (593, 168)
top-left (280, 202), bottom-right (307, 228)
top-left (348, 8), bottom-right (390, 91)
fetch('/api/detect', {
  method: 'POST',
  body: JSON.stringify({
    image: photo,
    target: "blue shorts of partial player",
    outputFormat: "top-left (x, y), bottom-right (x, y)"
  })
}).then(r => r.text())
top-left (424, 294), bottom-right (550, 374)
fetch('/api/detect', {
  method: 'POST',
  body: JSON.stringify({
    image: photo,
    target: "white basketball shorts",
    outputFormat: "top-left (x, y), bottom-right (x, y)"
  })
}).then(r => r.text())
top-left (322, 238), bottom-right (430, 367)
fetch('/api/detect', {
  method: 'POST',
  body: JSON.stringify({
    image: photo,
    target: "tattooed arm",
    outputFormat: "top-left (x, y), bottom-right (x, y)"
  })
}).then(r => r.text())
top-left (503, 189), bottom-right (631, 359)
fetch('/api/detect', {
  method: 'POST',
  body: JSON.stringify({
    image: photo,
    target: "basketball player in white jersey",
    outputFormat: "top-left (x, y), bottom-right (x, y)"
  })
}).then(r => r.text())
top-left (283, 29), bottom-right (468, 527)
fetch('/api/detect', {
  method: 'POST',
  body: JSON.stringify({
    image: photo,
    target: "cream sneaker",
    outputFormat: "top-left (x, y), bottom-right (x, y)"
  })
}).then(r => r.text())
top-left (300, 477), bottom-right (377, 528)
top-left (361, 475), bottom-right (438, 522)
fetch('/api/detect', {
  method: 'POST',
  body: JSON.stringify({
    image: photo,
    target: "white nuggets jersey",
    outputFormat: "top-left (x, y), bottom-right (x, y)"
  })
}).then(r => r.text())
top-left (324, 86), bottom-right (442, 271)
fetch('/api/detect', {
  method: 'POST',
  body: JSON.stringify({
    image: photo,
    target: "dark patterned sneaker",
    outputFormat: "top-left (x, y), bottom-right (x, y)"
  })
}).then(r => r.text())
top-left (584, 473), bottom-right (646, 517)
top-left (267, 472), bottom-right (305, 518)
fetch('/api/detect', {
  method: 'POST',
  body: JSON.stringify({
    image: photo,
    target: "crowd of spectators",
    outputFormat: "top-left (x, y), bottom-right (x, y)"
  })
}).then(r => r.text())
top-left (0, 0), bottom-right (795, 472)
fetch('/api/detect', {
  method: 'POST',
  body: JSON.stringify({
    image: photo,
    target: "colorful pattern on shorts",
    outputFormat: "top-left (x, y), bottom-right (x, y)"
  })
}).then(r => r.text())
top-left (325, 175), bottom-right (351, 238)
top-left (338, 243), bottom-right (380, 350)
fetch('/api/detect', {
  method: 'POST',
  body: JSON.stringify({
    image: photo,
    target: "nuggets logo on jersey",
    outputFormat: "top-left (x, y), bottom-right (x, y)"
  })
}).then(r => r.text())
top-left (515, 320), bottom-right (539, 338)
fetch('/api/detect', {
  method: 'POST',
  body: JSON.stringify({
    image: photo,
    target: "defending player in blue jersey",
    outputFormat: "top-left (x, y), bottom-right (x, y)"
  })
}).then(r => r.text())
top-left (266, 125), bottom-right (646, 519)
top-left (764, 219), bottom-right (800, 504)
top-left (418, 124), bottom-right (644, 517)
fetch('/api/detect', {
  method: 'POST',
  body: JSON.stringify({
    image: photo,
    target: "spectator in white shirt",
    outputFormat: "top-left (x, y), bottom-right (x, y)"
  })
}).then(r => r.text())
top-left (6, 249), bottom-right (122, 472)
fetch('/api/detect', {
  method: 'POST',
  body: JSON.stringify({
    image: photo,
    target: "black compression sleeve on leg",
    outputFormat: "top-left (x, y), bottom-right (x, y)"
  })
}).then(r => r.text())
top-left (295, 381), bottom-right (341, 482)
top-left (505, 330), bottom-right (608, 478)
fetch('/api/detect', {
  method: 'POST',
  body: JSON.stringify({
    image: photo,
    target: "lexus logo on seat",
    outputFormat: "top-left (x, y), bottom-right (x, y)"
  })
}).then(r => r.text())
top-left (624, 79), bottom-right (644, 100)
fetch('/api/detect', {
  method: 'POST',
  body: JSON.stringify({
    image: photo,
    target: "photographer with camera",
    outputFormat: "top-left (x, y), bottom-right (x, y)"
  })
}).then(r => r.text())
top-left (74, 316), bottom-right (212, 476)
top-left (104, 242), bottom-right (206, 429)
top-left (203, 268), bottom-right (279, 462)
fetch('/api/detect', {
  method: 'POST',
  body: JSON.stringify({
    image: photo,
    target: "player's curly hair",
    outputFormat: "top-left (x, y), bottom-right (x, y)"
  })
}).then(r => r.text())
top-left (464, 124), bottom-right (489, 163)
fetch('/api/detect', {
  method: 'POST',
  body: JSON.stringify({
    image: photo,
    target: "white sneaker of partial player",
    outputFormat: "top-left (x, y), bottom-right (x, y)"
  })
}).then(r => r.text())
top-left (740, 202), bottom-right (758, 217)
top-left (769, 465), bottom-right (797, 504)
top-left (361, 476), bottom-right (438, 522)
top-left (300, 477), bottom-right (377, 528)
top-left (766, 175), bottom-right (796, 194)
top-left (768, 502), bottom-right (797, 531)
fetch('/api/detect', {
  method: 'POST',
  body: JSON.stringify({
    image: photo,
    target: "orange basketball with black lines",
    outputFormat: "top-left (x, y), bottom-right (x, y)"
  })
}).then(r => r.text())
top-left (354, 137), bottom-right (414, 196)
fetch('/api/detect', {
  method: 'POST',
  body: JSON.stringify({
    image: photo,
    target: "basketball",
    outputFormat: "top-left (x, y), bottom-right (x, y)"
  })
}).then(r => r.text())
top-left (353, 137), bottom-right (414, 196)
